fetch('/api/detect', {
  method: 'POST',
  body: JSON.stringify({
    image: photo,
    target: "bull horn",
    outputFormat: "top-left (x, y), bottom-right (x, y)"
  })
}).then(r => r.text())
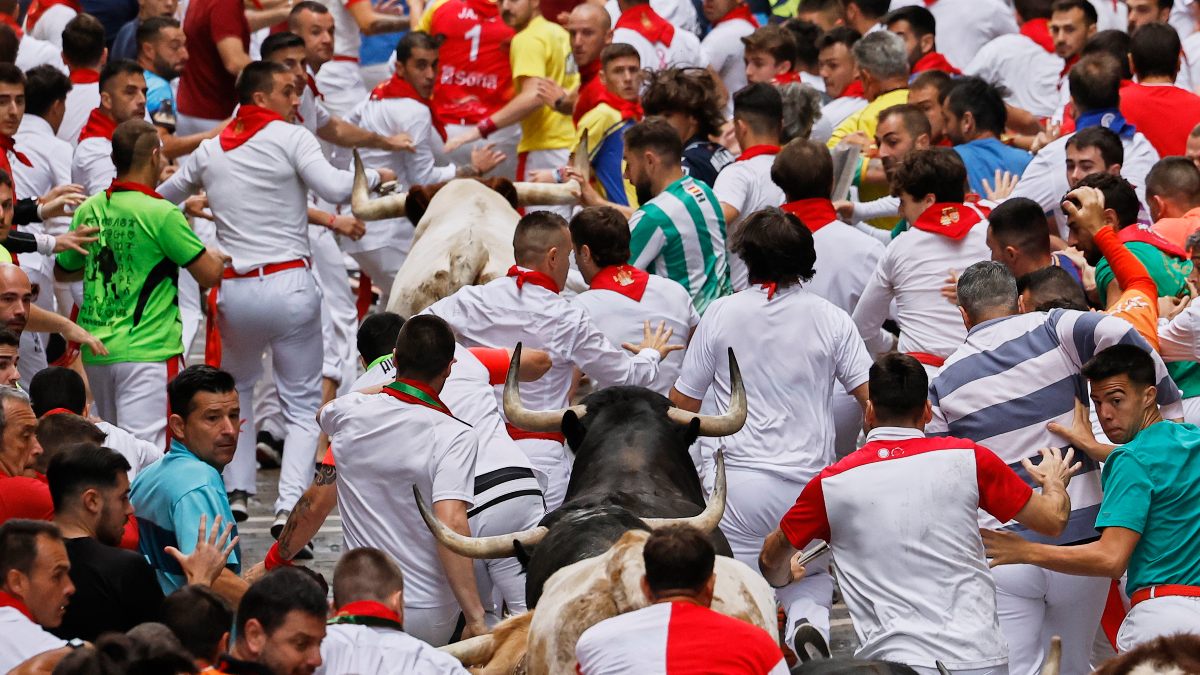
top-left (350, 149), bottom-right (409, 221)
top-left (1041, 636), bottom-right (1061, 675)
top-left (512, 129), bottom-right (589, 207)
top-left (666, 349), bottom-right (747, 437)
top-left (503, 342), bottom-right (586, 433)
top-left (936, 662), bottom-right (952, 675)
top-left (439, 634), bottom-right (495, 666)
top-left (642, 451), bottom-right (726, 533)
top-left (414, 484), bottom-right (548, 558)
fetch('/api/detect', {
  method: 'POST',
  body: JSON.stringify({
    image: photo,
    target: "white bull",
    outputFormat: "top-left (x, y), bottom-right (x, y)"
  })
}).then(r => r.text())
top-left (441, 529), bottom-right (778, 675)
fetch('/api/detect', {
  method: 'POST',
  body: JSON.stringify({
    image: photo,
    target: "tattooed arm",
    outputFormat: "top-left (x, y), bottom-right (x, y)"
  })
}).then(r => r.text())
top-left (274, 463), bottom-right (339, 561)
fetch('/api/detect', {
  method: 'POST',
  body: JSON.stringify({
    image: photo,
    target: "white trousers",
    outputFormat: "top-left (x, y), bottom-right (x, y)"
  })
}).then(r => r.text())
top-left (1116, 596), bottom-right (1200, 652)
top-left (216, 267), bottom-right (323, 514)
top-left (515, 438), bottom-right (572, 512)
top-left (175, 112), bottom-right (224, 137)
top-left (468, 475), bottom-right (544, 624)
top-left (831, 387), bottom-right (863, 460)
top-left (721, 467), bottom-right (832, 644)
top-left (315, 60), bottom-right (368, 118)
top-left (992, 564), bottom-right (1110, 675)
top-left (309, 226), bottom-right (357, 388)
top-left (517, 148), bottom-right (572, 219)
top-left (404, 603), bottom-right (461, 647)
top-left (441, 122), bottom-right (521, 182)
top-left (86, 357), bottom-right (182, 453)
top-left (178, 217), bottom-right (218, 360)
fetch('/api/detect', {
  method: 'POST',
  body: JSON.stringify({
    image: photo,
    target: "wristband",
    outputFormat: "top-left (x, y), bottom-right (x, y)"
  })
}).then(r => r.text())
top-left (477, 117), bottom-right (498, 139)
top-left (326, 212), bottom-right (337, 228)
top-left (264, 541), bottom-right (294, 570)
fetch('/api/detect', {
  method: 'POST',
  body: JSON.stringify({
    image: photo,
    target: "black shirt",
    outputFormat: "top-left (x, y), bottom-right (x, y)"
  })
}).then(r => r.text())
top-left (682, 137), bottom-right (734, 189)
top-left (51, 536), bottom-right (164, 641)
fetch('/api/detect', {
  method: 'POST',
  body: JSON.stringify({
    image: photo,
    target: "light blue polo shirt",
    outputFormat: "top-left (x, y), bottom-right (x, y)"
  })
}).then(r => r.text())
top-left (129, 440), bottom-right (241, 594)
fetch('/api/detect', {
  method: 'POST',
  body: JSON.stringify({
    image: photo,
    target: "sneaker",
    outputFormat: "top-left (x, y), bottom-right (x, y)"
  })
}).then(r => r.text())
top-left (228, 491), bottom-right (249, 523)
top-left (256, 431), bottom-right (283, 469)
top-left (271, 510), bottom-right (289, 539)
top-left (791, 619), bottom-right (831, 663)
top-left (293, 542), bottom-right (315, 560)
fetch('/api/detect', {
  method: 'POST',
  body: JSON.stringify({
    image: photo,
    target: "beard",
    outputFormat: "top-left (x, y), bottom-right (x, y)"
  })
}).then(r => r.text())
top-left (634, 177), bottom-right (654, 205)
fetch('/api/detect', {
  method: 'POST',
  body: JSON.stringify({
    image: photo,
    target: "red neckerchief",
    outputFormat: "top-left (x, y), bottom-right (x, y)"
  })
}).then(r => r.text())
top-left (616, 3), bottom-right (674, 47)
top-left (0, 12), bottom-right (22, 38)
top-left (1060, 54), bottom-right (1079, 79)
top-left (306, 74), bottom-right (323, 100)
top-left (379, 378), bottom-right (452, 416)
top-left (573, 75), bottom-right (607, 125)
top-left (579, 60), bottom-right (601, 85)
top-left (106, 179), bottom-right (163, 200)
top-left (595, 87), bottom-right (643, 122)
top-left (911, 202), bottom-right (985, 240)
top-left (912, 51), bottom-right (961, 76)
top-left (1020, 18), bottom-right (1055, 54)
top-left (329, 600), bottom-right (404, 630)
top-left (371, 74), bottom-right (446, 141)
top-left (0, 590), bottom-right (33, 621)
top-left (1119, 225), bottom-right (1189, 259)
top-left (507, 265), bottom-right (561, 294)
top-left (0, 135), bottom-right (32, 178)
top-left (78, 108), bottom-right (116, 143)
top-left (69, 68), bottom-right (99, 84)
top-left (736, 144), bottom-right (780, 162)
top-left (840, 80), bottom-right (865, 99)
top-left (781, 198), bottom-right (837, 233)
top-left (40, 407), bottom-right (76, 417)
top-left (751, 279), bottom-right (779, 299)
top-left (24, 0), bottom-right (81, 34)
top-left (219, 105), bottom-right (285, 151)
top-left (715, 4), bottom-right (758, 27)
top-left (589, 265), bottom-right (649, 301)
top-left (772, 71), bottom-right (802, 85)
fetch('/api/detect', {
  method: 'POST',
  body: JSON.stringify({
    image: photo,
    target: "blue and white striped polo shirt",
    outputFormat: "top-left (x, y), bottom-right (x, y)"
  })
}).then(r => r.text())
top-left (928, 309), bottom-right (1183, 545)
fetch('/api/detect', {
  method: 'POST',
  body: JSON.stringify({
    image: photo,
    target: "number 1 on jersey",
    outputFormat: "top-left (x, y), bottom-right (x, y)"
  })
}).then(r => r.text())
top-left (465, 23), bottom-right (481, 61)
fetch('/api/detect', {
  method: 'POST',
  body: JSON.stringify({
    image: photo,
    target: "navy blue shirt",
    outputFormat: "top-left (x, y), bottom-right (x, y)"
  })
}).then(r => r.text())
top-left (83, 0), bottom-right (139, 47)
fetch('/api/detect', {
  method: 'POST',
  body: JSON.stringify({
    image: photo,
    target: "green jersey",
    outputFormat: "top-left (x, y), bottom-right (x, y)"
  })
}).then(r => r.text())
top-left (57, 186), bottom-right (205, 365)
top-left (628, 176), bottom-right (732, 314)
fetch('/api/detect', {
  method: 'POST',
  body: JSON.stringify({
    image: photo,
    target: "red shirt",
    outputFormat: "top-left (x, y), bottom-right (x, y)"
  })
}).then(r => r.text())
top-left (424, 0), bottom-right (515, 126)
top-left (1118, 82), bottom-right (1200, 157)
top-left (177, 0), bottom-right (250, 120)
top-left (0, 474), bottom-right (54, 524)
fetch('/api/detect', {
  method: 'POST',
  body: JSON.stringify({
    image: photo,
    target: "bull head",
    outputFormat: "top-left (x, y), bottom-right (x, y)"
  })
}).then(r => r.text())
top-left (503, 343), bottom-right (747, 438)
top-left (349, 131), bottom-right (593, 221)
top-left (413, 451), bottom-right (728, 559)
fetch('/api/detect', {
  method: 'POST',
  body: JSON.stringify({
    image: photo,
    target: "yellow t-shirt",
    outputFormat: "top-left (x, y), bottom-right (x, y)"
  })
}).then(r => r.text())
top-left (826, 87), bottom-right (910, 150)
top-left (511, 14), bottom-right (579, 153)
top-left (0, 245), bottom-right (11, 264)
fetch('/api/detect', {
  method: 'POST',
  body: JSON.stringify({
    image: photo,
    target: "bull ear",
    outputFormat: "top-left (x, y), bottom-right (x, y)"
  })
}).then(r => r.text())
top-left (678, 416), bottom-right (701, 447)
top-left (514, 540), bottom-right (533, 571)
top-left (563, 409), bottom-right (586, 450)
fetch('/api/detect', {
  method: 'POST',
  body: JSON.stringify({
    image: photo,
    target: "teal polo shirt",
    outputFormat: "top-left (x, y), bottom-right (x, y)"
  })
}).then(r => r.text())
top-left (129, 440), bottom-right (241, 594)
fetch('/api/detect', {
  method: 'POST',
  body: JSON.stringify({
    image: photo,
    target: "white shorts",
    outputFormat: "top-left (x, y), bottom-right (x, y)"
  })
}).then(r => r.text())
top-left (1116, 595), bottom-right (1200, 653)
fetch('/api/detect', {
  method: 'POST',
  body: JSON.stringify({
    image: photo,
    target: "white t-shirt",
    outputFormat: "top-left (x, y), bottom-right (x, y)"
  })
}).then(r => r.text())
top-left (297, 82), bottom-right (332, 135)
top-left (821, 96), bottom-right (868, 134)
top-left (319, 390), bottom-right (477, 608)
top-left (319, 0), bottom-right (363, 58)
top-left (927, 0), bottom-right (1018, 71)
top-left (97, 420), bottom-right (163, 479)
top-left (317, 622), bottom-right (469, 674)
top-left (605, 0), bottom-right (698, 36)
top-left (964, 33), bottom-right (1064, 119)
top-left (12, 114), bottom-right (73, 277)
top-left (26, 4), bottom-right (75, 49)
top-left (15, 34), bottom-right (66, 75)
top-left (57, 83), bottom-right (99, 147)
top-left (712, 154), bottom-right (786, 291)
top-left (806, 219), bottom-right (886, 315)
top-left (611, 26), bottom-right (705, 72)
top-left (573, 272), bottom-right (699, 395)
top-left (71, 136), bottom-right (114, 197)
top-left (674, 284), bottom-right (871, 480)
top-left (701, 17), bottom-right (755, 104)
top-left (0, 607), bottom-right (67, 673)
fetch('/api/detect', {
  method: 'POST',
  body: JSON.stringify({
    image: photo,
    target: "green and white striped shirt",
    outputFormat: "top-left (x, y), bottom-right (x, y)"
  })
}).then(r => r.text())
top-left (628, 176), bottom-right (732, 314)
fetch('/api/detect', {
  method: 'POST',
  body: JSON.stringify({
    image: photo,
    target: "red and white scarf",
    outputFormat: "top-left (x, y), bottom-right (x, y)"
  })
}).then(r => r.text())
top-left (615, 3), bottom-right (674, 47)
top-left (590, 265), bottom-right (649, 301)
top-left (219, 105), bottom-right (285, 151)
top-left (911, 202), bottom-right (988, 240)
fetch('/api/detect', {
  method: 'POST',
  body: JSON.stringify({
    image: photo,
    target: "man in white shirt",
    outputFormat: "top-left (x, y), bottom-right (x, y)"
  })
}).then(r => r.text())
top-left (965, 0), bottom-right (1065, 119)
top-left (714, 83), bottom-right (786, 291)
top-left (157, 61), bottom-right (393, 529)
top-left (0, 520), bottom-right (73, 673)
top-left (23, 0), bottom-right (77, 49)
top-left (671, 207), bottom-right (872, 652)
top-left (71, 61), bottom-right (148, 196)
top-left (0, 6), bottom-right (63, 75)
top-left (424, 211), bottom-right (680, 510)
top-left (318, 315), bottom-right (487, 646)
top-left (700, 0), bottom-right (757, 103)
top-left (570, 206), bottom-right (698, 396)
top-left (320, 547), bottom-right (470, 674)
top-left (58, 14), bottom-right (105, 147)
top-left (611, 0), bottom-right (705, 71)
top-left (816, 27), bottom-right (868, 133)
top-left (925, 0), bottom-right (1018, 72)
top-left (302, 0), bottom-right (407, 118)
top-left (852, 148), bottom-right (991, 374)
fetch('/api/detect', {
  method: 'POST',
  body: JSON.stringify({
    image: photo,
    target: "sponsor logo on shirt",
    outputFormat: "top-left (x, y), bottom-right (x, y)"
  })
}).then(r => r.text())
top-left (441, 65), bottom-right (500, 90)
top-left (683, 181), bottom-right (707, 203)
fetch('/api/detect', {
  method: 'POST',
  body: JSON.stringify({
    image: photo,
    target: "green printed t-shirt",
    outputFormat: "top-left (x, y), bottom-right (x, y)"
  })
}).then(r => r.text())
top-left (57, 187), bottom-right (204, 365)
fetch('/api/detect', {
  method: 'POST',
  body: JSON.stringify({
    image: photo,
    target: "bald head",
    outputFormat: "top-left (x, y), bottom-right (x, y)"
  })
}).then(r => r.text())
top-left (0, 263), bottom-right (32, 334)
top-left (568, 2), bottom-right (612, 68)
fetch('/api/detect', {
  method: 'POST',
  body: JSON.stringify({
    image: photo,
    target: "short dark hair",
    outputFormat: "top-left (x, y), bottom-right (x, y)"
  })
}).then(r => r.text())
top-left (259, 31), bottom-right (306, 60)
top-left (23, 65), bottom-right (71, 118)
top-left (569, 206), bottom-right (631, 268)
top-left (731, 208), bottom-right (816, 287)
top-left (643, 525), bottom-right (715, 595)
top-left (909, 68), bottom-right (954, 100)
top-left (732, 83), bottom-right (783, 137)
top-left (357, 312), bottom-right (405, 364)
top-left (1066, 126), bottom-right (1124, 168)
top-left (236, 60), bottom-right (291, 105)
top-left (111, 119), bottom-right (160, 175)
top-left (782, 19), bottom-right (821, 69)
top-left (1051, 0), bottom-right (1098, 25)
top-left (0, 24), bottom-right (17, 65)
top-left (0, 167), bottom-right (11, 191)
top-left (392, 314), bottom-right (456, 381)
top-left (848, 0), bottom-right (890, 20)
top-left (891, 148), bottom-right (967, 203)
top-left (236, 567), bottom-right (327, 637)
top-left (395, 30), bottom-right (442, 64)
top-left (36, 414), bottom-right (107, 474)
top-left (62, 13), bottom-right (106, 68)
top-left (161, 586), bottom-right (233, 662)
top-left (1068, 53), bottom-right (1123, 113)
top-left (28, 366), bottom-right (87, 417)
top-left (877, 103), bottom-right (932, 140)
top-left (0, 520), bottom-right (62, 581)
top-left (136, 16), bottom-right (180, 50)
top-left (513, 210), bottom-right (570, 266)
top-left (99, 59), bottom-right (144, 94)
top-left (1074, 172), bottom-right (1140, 228)
top-left (168, 365), bottom-right (237, 419)
top-left (815, 25), bottom-right (861, 53)
top-left (641, 68), bottom-right (725, 138)
top-left (0, 327), bottom-right (16, 348)
top-left (1147, 156), bottom-right (1200, 207)
top-left (332, 547), bottom-right (404, 608)
top-left (989, 198), bottom-right (1051, 258)
top-left (1130, 23), bottom-right (1180, 79)
top-left (1083, 30), bottom-right (1133, 80)
top-left (1082, 344), bottom-right (1158, 388)
top-left (288, 0), bottom-right (329, 27)
top-left (771, 139), bottom-right (833, 201)
top-left (624, 117), bottom-right (684, 162)
top-left (0, 62), bottom-right (22, 87)
top-left (600, 42), bottom-right (639, 68)
top-left (868, 353), bottom-right (929, 419)
top-left (1015, 0), bottom-right (1054, 21)
top-left (945, 76), bottom-right (1007, 137)
top-left (957, 260), bottom-right (1018, 321)
top-left (46, 443), bottom-right (131, 511)
top-left (1017, 265), bottom-right (1089, 311)
top-left (884, 5), bottom-right (936, 37)
top-left (740, 25), bottom-right (796, 68)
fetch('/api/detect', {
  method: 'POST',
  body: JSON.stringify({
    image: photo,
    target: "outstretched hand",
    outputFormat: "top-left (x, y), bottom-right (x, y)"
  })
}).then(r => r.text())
top-left (165, 514), bottom-right (239, 587)
top-left (624, 320), bottom-right (685, 357)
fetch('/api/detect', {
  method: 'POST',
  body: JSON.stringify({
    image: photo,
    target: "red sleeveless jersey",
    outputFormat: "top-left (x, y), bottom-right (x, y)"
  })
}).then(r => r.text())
top-left (423, 0), bottom-right (515, 126)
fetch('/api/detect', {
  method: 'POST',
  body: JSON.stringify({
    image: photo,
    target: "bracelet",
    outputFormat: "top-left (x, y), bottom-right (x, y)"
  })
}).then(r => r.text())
top-left (326, 212), bottom-right (337, 228)
top-left (477, 117), bottom-right (498, 139)
top-left (264, 541), bottom-right (294, 571)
